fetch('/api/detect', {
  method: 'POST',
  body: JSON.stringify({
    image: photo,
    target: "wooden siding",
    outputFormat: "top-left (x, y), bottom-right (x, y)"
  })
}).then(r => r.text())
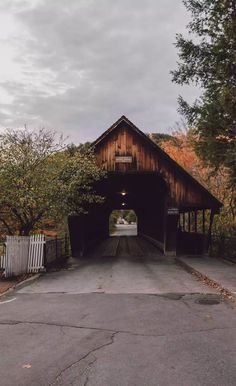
top-left (95, 122), bottom-right (220, 210)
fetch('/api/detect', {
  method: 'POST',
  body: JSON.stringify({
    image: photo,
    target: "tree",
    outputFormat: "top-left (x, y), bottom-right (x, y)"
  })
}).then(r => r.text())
top-left (109, 210), bottom-right (120, 234)
top-left (57, 146), bottom-right (105, 218)
top-left (126, 210), bottom-right (137, 224)
top-left (0, 129), bottom-right (105, 236)
top-left (172, 0), bottom-right (236, 186)
top-left (148, 133), bottom-right (176, 145)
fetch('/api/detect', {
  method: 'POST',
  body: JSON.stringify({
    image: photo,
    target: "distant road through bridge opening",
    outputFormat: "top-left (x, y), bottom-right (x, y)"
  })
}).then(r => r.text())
top-left (109, 210), bottom-right (138, 237)
top-left (69, 116), bottom-right (222, 258)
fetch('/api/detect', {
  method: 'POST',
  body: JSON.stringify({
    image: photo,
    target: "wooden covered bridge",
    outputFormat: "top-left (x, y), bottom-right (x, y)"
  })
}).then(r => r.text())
top-left (69, 116), bottom-right (222, 257)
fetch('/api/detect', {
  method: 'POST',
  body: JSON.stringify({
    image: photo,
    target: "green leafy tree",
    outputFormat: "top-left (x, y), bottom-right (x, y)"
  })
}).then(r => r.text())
top-left (57, 146), bottom-right (105, 218)
top-left (148, 133), bottom-right (176, 145)
top-left (172, 0), bottom-right (236, 186)
top-left (0, 129), bottom-right (104, 236)
top-left (109, 210), bottom-right (120, 234)
top-left (125, 210), bottom-right (137, 224)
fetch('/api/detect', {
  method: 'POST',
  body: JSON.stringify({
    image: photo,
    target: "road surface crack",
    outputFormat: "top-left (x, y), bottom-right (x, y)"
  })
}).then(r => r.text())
top-left (1, 319), bottom-right (236, 338)
top-left (83, 354), bottom-right (97, 386)
top-left (49, 331), bottom-right (117, 386)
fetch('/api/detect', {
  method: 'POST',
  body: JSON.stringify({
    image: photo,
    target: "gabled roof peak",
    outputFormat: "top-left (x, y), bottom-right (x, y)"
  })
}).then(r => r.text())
top-left (93, 115), bottom-right (144, 147)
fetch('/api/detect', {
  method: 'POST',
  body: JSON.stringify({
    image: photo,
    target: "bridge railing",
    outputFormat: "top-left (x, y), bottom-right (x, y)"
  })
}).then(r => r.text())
top-left (45, 234), bottom-right (70, 266)
top-left (210, 235), bottom-right (236, 262)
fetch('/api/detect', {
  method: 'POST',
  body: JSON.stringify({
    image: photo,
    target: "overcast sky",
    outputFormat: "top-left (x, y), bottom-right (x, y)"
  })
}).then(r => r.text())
top-left (0, 0), bottom-right (199, 143)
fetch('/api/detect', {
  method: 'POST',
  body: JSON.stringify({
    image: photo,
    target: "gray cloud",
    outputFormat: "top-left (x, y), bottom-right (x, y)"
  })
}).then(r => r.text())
top-left (0, 0), bottom-right (199, 143)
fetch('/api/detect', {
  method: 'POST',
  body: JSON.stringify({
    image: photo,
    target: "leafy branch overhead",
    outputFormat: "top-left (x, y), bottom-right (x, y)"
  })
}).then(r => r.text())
top-left (0, 128), bottom-right (105, 236)
top-left (172, 0), bottom-right (236, 186)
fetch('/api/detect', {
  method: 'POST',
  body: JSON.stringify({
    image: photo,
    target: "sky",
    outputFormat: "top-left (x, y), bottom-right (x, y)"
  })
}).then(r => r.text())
top-left (0, 0), bottom-right (199, 144)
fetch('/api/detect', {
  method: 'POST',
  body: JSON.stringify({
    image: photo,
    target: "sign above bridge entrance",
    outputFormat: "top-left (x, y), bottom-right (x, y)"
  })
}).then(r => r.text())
top-left (115, 156), bottom-right (133, 163)
top-left (167, 208), bottom-right (179, 215)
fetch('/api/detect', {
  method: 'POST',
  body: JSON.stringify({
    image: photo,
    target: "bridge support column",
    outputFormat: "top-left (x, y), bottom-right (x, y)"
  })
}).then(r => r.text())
top-left (164, 208), bottom-right (179, 256)
top-left (68, 215), bottom-right (85, 257)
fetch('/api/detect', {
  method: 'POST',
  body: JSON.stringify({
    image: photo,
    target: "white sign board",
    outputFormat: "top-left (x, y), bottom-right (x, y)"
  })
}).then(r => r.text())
top-left (167, 208), bottom-right (179, 215)
top-left (115, 156), bottom-right (133, 163)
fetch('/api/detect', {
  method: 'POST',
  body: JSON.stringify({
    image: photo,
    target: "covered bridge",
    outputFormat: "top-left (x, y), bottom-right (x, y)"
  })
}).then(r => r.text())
top-left (69, 116), bottom-right (222, 257)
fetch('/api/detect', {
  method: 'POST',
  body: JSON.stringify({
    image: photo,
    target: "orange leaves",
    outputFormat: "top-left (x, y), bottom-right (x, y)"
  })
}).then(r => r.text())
top-left (158, 131), bottom-right (206, 183)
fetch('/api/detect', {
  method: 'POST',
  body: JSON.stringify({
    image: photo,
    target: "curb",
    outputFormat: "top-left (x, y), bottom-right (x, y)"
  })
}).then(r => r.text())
top-left (175, 257), bottom-right (236, 301)
top-left (0, 273), bottom-right (42, 298)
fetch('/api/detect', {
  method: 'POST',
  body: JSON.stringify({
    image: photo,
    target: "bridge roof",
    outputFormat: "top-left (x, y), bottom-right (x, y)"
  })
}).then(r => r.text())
top-left (94, 115), bottom-right (222, 210)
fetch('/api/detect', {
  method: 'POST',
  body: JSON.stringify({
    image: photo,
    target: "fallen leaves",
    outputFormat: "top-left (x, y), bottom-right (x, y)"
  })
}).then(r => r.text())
top-left (190, 271), bottom-right (234, 300)
top-left (22, 364), bottom-right (32, 369)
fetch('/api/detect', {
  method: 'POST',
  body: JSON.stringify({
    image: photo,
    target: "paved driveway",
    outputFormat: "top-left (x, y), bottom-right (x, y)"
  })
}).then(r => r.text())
top-left (19, 236), bottom-right (215, 295)
top-left (0, 235), bottom-right (236, 386)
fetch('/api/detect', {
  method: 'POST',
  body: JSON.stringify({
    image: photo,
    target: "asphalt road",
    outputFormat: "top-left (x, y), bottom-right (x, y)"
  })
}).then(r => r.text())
top-left (111, 223), bottom-right (138, 236)
top-left (0, 233), bottom-right (236, 386)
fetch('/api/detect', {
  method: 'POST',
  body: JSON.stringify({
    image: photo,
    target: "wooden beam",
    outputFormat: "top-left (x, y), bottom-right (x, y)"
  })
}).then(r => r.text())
top-left (202, 209), bottom-right (205, 235)
top-left (206, 209), bottom-right (215, 251)
top-left (194, 211), bottom-right (197, 233)
top-left (188, 212), bottom-right (191, 232)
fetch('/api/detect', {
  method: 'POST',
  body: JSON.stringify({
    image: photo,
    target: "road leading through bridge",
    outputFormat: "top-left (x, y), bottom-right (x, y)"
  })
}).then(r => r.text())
top-left (18, 235), bottom-right (216, 295)
top-left (1, 231), bottom-right (236, 386)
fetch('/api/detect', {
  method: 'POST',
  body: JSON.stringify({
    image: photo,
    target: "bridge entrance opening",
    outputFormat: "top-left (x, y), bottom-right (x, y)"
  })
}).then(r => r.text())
top-left (109, 210), bottom-right (137, 237)
top-left (68, 172), bottom-right (168, 256)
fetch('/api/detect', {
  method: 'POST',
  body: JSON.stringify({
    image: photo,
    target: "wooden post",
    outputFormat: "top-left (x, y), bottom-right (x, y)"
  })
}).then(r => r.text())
top-left (68, 215), bottom-right (85, 257)
top-left (55, 235), bottom-right (58, 260)
top-left (194, 211), bottom-right (197, 233)
top-left (202, 209), bottom-right (205, 235)
top-left (164, 207), bottom-right (179, 256)
top-left (206, 210), bottom-right (215, 252)
top-left (188, 212), bottom-right (191, 232)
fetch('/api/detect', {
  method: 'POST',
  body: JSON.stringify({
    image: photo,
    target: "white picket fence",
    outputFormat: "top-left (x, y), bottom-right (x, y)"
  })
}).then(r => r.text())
top-left (0, 235), bottom-right (45, 278)
top-left (28, 235), bottom-right (45, 273)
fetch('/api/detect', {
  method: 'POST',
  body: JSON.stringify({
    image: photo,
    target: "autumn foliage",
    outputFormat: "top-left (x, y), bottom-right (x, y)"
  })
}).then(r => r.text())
top-left (151, 130), bottom-right (235, 237)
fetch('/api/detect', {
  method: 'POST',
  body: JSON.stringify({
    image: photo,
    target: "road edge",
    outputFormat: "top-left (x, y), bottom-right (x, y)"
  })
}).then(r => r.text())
top-left (175, 257), bottom-right (236, 301)
top-left (0, 273), bottom-right (42, 298)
